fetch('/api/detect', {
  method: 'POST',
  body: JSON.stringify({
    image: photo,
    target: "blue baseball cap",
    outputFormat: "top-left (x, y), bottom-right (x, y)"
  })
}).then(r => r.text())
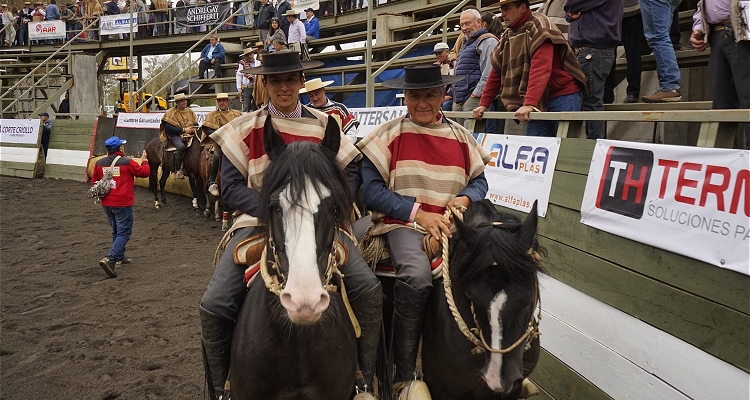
top-left (104, 136), bottom-right (127, 149)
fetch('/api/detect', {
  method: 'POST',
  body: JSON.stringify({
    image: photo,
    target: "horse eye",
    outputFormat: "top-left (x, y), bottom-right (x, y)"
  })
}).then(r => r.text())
top-left (270, 202), bottom-right (282, 214)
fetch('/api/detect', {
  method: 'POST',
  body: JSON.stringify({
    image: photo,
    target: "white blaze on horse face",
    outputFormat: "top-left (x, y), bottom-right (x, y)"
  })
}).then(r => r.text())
top-left (482, 290), bottom-right (507, 392)
top-left (278, 176), bottom-right (331, 325)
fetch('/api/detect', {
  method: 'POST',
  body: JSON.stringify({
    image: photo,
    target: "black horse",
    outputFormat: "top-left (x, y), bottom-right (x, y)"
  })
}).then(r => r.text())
top-left (422, 200), bottom-right (544, 400)
top-left (145, 135), bottom-right (204, 211)
top-left (230, 115), bottom-right (358, 400)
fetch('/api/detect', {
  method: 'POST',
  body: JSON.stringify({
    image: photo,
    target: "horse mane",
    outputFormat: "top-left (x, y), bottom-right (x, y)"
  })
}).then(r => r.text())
top-left (456, 201), bottom-right (545, 286)
top-left (258, 141), bottom-right (353, 226)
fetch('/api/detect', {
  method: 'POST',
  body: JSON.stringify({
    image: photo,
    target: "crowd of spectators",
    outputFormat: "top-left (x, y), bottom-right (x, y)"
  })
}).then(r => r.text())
top-left (1, 0), bottom-right (379, 47)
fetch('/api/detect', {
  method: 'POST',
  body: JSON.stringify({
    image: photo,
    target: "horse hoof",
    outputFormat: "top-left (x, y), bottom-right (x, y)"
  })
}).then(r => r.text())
top-left (519, 378), bottom-right (539, 398)
top-left (221, 222), bottom-right (229, 232)
top-left (204, 209), bottom-right (211, 218)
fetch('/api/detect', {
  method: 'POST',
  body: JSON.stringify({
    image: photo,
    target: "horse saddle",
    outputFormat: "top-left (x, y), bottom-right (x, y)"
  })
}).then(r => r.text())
top-left (369, 232), bottom-right (444, 280)
top-left (162, 134), bottom-right (195, 152)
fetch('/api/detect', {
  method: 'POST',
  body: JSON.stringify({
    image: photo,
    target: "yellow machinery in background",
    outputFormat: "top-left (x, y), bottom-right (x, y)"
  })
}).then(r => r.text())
top-left (115, 77), bottom-right (168, 113)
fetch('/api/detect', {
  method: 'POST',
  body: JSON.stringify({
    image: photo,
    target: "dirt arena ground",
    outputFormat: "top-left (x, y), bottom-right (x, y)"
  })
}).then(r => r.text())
top-left (1, 175), bottom-right (225, 399)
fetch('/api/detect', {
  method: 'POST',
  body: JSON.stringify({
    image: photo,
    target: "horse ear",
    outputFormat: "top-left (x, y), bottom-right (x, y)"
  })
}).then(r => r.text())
top-left (263, 113), bottom-right (286, 160)
top-left (320, 115), bottom-right (341, 154)
top-left (518, 200), bottom-right (538, 249)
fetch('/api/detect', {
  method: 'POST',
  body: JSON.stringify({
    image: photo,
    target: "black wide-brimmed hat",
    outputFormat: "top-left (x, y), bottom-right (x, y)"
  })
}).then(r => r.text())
top-left (242, 50), bottom-right (323, 75)
top-left (382, 64), bottom-right (464, 89)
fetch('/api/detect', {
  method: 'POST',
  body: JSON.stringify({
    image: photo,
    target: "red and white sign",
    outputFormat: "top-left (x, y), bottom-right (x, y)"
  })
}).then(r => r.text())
top-left (477, 134), bottom-right (560, 217)
top-left (29, 20), bottom-right (66, 40)
top-left (581, 140), bottom-right (750, 275)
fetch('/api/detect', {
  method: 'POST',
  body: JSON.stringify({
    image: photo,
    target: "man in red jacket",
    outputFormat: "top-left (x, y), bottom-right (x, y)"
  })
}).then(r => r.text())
top-left (91, 136), bottom-right (150, 278)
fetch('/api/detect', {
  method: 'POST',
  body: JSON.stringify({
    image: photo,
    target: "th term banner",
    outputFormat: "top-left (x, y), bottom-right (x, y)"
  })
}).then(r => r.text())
top-left (477, 134), bottom-right (560, 217)
top-left (580, 140), bottom-right (750, 275)
top-left (174, 2), bottom-right (232, 28)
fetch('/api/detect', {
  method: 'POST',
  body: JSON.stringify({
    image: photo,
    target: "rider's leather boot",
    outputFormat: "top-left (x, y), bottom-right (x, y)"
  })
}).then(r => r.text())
top-left (200, 306), bottom-right (234, 400)
top-left (392, 279), bottom-right (430, 397)
top-left (173, 149), bottom-right (185, 179)
top-left (208, 152), bottom-right (220, 196)
top-left (349, 283), bottom-right (383, 399)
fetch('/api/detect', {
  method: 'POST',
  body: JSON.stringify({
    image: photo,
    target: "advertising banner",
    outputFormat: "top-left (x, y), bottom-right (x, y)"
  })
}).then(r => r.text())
top-left (580, 140), bottom-right (750, 275)
top-left (116, 112), bottom-right (210, 129)
top-left (0, 119), bottom-right (41, 145)
top-left (349, 106), bottom-right (407, 137)
top-left (477, 134), bottom-right (560, 216)
top-left (174, 2), bottom-right (232, 28)
top-left (291, 0), bottom-right (319, 11)
top-left (100, 15), bottom-right (138, 35)
top-left (28, 20), bottom-right (66, 40)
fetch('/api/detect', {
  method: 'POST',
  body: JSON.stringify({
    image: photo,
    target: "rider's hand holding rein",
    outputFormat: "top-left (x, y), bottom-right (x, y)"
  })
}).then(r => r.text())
top-left (415, 207), bottom-right (452, 241)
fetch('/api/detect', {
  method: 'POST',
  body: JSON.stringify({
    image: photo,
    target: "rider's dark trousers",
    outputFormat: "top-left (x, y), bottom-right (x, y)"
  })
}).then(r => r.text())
top-left (200, 225), bottom-right (380, 321)
top-left (169, 133), bottom-right (187, 150)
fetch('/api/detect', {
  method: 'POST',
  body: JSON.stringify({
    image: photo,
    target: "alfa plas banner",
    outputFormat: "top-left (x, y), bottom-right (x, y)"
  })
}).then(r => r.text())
top-left (174, 2), bottom-right (232, 28)
top-left (477, 134), bottom-right (560, 217)
top-left (581, 140), bottom-right (750, 275)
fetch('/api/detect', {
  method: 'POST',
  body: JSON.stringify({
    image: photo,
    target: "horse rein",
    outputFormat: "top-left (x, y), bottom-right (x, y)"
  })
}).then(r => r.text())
top-left (440, 204), bottom-right (542, 355)
top-left (259, 219), bottom-right (363, 337)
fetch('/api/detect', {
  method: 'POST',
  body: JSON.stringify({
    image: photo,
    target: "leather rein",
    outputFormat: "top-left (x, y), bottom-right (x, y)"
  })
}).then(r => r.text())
top-left (440, 204), bottom-right (542, 356)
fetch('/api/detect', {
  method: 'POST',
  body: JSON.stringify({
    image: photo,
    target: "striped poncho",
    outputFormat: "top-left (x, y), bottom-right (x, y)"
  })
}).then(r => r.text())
top-left (210, 106), bottom-right (361, 228)
top-left (312, 100), bottom-right (360, 135)
top-left (358, 116), bottom-right (490, 236)
top-left (492, 12), bottom-right (586, 111)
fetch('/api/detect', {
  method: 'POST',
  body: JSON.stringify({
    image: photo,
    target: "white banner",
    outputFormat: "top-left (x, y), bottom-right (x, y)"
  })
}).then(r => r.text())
top-left (581, 140), bottom-right (750, 275)
top-left (290, 0), bottom-right (319, 11)
top-left (0, 119), bottom-right (41, 145)
top-left (100, 14), bottom-right (138, 35)
top-left (349, 106), bottom-right (407, 137)
top-left (477, 134), bottom-right (560, 217)
top-left (116, 112), bottom-right (210, 129)
top-left (28, 20), bottom-right (66, 40)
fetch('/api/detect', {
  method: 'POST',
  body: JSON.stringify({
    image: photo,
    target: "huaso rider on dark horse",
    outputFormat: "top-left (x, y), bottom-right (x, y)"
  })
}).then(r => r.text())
top-left (199, 50), bottom-right (383, 400)
top-left (160, 92), bottom-right (198, 179)
top-left (200, 92), bottom-right (242, 197)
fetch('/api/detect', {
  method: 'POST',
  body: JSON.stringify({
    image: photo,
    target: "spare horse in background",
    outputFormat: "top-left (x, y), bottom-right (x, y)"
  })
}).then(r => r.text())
top-left (198, 148), bottom-right (232, 231)
top-left (145, 134), bottom-right (204, 211)
top-left (230, 115), bottom-right (359, 399)
top-left (422, 200), bottom-right (545, 400)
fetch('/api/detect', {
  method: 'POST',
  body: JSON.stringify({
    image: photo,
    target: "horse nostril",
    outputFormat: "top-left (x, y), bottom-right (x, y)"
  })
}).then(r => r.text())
top-left (315, 292), bottom-right (330, 313)
top-left (280, 292), bottom-right (294, 310)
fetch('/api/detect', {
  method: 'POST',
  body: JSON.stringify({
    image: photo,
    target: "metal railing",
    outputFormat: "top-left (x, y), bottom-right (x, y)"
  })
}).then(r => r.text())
top-left (136, 5), bottom-right (247, 110)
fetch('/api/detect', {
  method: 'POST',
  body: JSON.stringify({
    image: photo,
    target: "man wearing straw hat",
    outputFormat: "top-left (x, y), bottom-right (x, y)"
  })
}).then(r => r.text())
top-left (160, 92), bottom-right (198, 179)
top-left (357, 64), bottom-right (491, 398)
top-left (300, 77), bottom-right (360, 141)
top-left (235, 47), bottom-right (260, 112)
top-left (201, 92), bottom-right (242, 197)
top-left (199, 50), bottom-right (382, 400)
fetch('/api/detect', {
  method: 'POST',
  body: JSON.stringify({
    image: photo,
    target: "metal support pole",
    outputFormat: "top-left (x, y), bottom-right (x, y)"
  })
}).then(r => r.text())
top-left (365, 0), bottom-right (373, 107)
top-left (128, 2), bottom-right (135, 112)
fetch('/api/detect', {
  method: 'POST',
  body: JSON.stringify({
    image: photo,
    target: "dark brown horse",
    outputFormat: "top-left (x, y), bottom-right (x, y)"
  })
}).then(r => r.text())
top-left (422, 200), bottom-right (544, 400)
top-left (145, 135), bottom-right (204, 211)
top-left (230, 115), bottom-right (358, 400)
top-left (198, 148), bottom-right (232, 231)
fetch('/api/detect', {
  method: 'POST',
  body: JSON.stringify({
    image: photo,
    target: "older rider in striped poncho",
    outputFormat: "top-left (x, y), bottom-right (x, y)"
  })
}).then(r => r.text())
top-left (357, 64), bottom-right (491, 398)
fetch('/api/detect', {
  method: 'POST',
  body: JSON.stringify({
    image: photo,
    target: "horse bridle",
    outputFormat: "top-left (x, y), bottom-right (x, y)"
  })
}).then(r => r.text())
top-left (258, 217), bottom-right (363, 337)
top-left (440, 204), bottom-right (543, 356)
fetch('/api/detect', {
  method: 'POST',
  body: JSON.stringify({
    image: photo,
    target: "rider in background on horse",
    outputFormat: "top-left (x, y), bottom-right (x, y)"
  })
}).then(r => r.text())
top-left (93, 136), bottom-right (151, 278)
top-left (199, 50), bottom-right (383, 400)
top-left (160, 93), bottom-right (198, 179)
top-left (300, 78), bottom-right (361, 142)
top-left (357, 65), bottom-right (491, 399)
top-left (200, 92), bottom-right (242, 197)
